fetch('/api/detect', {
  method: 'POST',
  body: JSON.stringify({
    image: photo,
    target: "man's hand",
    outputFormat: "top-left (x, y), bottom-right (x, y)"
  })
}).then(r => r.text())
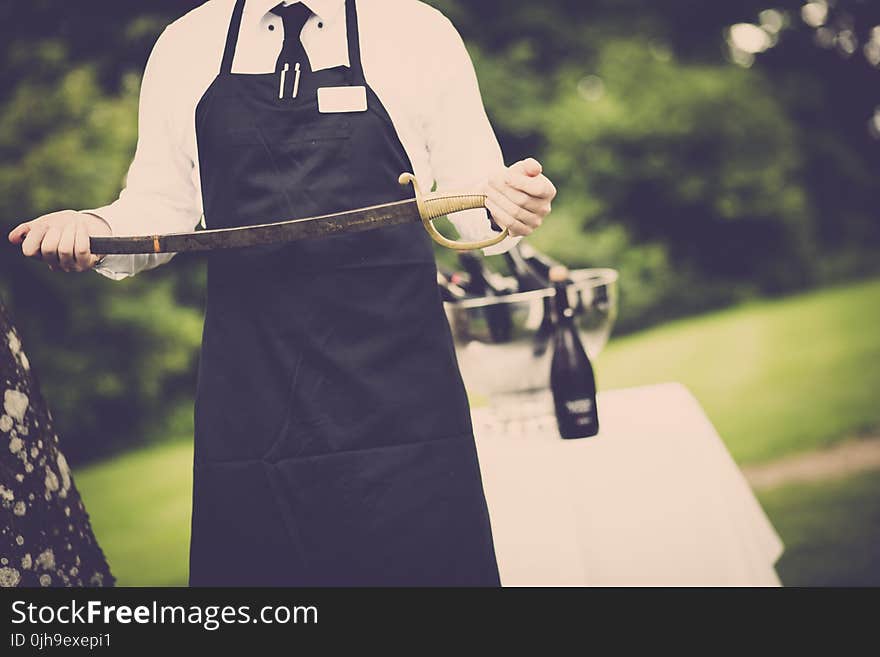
top-left (8, 211), bottom-right (112, 273)
top-left (483, 158), bottom-right (557, 237)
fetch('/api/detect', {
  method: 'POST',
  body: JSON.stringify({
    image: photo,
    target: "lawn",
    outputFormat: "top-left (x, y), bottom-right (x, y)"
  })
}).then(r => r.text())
top-left (74, 278), bottom-right (880, 586)
top-left (76, 441), bottom-right (194, 587)
top-left (759, 470), bottom-right (880, 586)
top-left (599, 278), bottom-right (880, 464)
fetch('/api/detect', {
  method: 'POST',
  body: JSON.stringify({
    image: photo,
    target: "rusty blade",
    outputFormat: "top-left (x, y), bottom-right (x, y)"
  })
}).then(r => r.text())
top-left (90, 199), bottom-right (422, 255)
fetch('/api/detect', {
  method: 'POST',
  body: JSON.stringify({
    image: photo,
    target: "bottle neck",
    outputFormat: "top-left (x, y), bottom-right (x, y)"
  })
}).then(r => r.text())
top-left (437, 272), bottom-right (466, 301)
top-left (554, 282), bottom-right (573, 324)
top-left (505, 247), bottom-right (545, 290)
top-left (519, 244), bottom-right (560, 280)
top-left (459, 253), bottom-right (485, 280)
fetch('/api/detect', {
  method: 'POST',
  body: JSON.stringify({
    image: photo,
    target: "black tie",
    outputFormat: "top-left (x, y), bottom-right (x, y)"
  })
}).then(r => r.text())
top-left (273, 2), bottom-right (314, 73)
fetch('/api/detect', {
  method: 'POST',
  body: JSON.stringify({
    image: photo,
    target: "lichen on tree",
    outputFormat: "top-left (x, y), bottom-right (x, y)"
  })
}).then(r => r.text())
top-left (0, 298), bottom-right (113, 587)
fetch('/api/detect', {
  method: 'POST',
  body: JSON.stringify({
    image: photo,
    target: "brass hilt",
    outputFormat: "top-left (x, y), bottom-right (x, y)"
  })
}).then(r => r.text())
top-left (398, 172), bottom-right (509, 251)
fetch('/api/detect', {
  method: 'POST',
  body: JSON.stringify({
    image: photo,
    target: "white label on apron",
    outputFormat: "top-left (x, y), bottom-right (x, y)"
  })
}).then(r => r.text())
top-left (317, 86), bottom-right (368, 113)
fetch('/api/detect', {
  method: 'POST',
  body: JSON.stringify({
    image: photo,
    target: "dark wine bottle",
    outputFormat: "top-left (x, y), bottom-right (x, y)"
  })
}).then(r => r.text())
top-left (438, 266), bottom-right (473, 296)
top-left (505, 244), bottom-right (564, 356)
top-left (458, 253), bottom-right (516, 296)
top-left (532, 297), bottom-right (555, 357)
top-left (437, 270), bottom-right (468, 302)
top-left (457, 253), bottom-right (514, 343)
top-left (503, 244), bottom-right (547, 291)
top-left (517, 243), bottom-right (561, 283)
top-left (549, 265), bottom-right (600, 438)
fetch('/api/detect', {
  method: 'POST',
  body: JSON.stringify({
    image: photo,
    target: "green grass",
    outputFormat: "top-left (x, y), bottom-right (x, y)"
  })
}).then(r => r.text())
top-left (758, 470), bottom-right (880, 586)
top-left (73, 279), bottom-right (880, 585)
top-left (76, 441), bottom-right (194, 586)
top-left (599, 278), bottom-right (880, 464)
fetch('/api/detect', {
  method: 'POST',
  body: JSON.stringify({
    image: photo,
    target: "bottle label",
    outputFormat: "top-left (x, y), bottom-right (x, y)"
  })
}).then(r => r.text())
top-left (565, 398), bottom-right (594, 414)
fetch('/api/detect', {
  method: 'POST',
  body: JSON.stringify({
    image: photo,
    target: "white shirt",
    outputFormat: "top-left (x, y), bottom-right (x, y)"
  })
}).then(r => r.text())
top-left (91, 0), bottom-right (517, 281)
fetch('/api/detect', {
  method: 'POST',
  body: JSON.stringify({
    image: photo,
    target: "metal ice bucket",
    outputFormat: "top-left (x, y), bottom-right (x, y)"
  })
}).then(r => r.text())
top-left (444, 268), bottom-right (619, 398)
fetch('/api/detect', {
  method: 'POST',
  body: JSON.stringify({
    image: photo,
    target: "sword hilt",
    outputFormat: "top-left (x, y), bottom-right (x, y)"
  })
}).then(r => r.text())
top-left (398, 173), bottom-right (509, 251)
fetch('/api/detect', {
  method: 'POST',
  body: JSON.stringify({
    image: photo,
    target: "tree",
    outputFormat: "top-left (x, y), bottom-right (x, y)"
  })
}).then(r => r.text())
top-left (0, 297), bottom-right (113, 587)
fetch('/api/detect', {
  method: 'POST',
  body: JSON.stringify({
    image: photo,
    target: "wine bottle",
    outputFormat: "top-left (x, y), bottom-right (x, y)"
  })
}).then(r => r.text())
top-left (457, 253), bottom-right (514, 343)
top-left (448, 270), bottom-right (470, 291)
top-left (437, 270), bottom-right (468, 303)
top-left (516, 243), bottom-right (562, 283)
top-left (503, 244), bottom-right (547, 291)
top-left (458, 253), bottom-right (516, 296)
top-left (549, 265), bottom-right (600, 438)
top-left (532, 297), bottom-right (555, 357)
top-left (504, 244), bottom-right (564, 356)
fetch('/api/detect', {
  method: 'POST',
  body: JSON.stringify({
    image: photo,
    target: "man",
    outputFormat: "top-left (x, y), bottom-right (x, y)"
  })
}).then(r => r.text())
top-left (9, 0), bottom-right (556, 586)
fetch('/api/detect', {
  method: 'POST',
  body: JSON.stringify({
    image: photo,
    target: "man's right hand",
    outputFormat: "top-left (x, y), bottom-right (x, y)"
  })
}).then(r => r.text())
top-left (8, 211), bottom-right (112, 273)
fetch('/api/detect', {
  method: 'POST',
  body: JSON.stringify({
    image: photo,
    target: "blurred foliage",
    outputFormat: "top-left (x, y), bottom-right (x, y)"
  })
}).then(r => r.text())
top-left (1, 1), bottom-right (879, 462)
top-left (434, 0), bottom-right (880, 330)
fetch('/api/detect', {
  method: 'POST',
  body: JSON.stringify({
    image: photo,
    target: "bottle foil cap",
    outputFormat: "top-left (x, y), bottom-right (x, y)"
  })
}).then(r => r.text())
top-left (549, 265), bottom-right (570, 283)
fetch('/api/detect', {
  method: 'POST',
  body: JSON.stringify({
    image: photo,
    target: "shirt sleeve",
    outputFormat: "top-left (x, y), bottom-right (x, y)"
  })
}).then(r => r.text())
top-left (89, 25), bottom-right (203, 281)
top-left (422, 14), bottom-right (521, 256)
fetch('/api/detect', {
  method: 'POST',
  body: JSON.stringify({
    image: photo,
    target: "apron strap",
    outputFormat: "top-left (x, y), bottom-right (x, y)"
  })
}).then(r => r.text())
top-left (344, 0), bottom-right (367, 86)
top-left (221, 0), bottom-right (248, 75)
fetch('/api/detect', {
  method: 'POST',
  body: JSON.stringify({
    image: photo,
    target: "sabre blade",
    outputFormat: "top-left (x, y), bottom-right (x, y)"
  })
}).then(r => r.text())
top-left (90, 199), bottom-right (423, 255)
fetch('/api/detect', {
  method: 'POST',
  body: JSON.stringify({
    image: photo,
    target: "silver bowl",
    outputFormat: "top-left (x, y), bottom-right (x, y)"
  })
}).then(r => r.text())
top-left (444, 268), bottom-right (619, 397)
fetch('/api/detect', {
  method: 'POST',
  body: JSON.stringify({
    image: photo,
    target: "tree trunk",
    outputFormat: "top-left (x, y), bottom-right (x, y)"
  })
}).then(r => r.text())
top-left (0, 297), bottom-right (114, 587)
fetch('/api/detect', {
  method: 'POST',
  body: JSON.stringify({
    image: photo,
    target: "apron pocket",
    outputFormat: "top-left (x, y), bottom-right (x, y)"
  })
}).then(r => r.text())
top-left (262, 114), bottom-right (353, 144)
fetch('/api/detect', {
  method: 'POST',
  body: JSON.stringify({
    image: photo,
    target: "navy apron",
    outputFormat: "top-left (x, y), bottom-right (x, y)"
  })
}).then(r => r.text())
top-left (189, 0), bottom-right (500, 586)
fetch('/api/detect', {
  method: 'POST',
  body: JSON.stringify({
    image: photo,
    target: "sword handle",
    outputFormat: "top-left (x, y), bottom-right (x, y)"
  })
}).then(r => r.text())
top-left (398, 173), bottom-right (509, 251)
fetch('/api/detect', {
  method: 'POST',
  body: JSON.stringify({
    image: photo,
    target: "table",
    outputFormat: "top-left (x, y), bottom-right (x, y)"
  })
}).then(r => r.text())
top-left (472, 383), bottom-right (784, 586)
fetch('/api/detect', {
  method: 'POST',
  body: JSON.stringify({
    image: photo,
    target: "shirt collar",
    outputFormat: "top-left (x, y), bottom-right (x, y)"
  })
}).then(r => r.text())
top-left (256, 0), bottom-right (344, 22)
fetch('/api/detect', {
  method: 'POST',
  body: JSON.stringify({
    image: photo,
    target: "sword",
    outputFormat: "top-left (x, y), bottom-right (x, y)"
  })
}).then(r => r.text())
top-left (90, 173), bottom-right (509, 255)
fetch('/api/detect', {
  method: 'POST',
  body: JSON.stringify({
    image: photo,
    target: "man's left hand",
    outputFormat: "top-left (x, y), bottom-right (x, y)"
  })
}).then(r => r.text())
top-left (483, 158), bottom-right (557, 237)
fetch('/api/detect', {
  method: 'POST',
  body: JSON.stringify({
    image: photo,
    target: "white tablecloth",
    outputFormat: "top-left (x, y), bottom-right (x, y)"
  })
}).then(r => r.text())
top-left (472, 383), bottom-right (784, 586)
